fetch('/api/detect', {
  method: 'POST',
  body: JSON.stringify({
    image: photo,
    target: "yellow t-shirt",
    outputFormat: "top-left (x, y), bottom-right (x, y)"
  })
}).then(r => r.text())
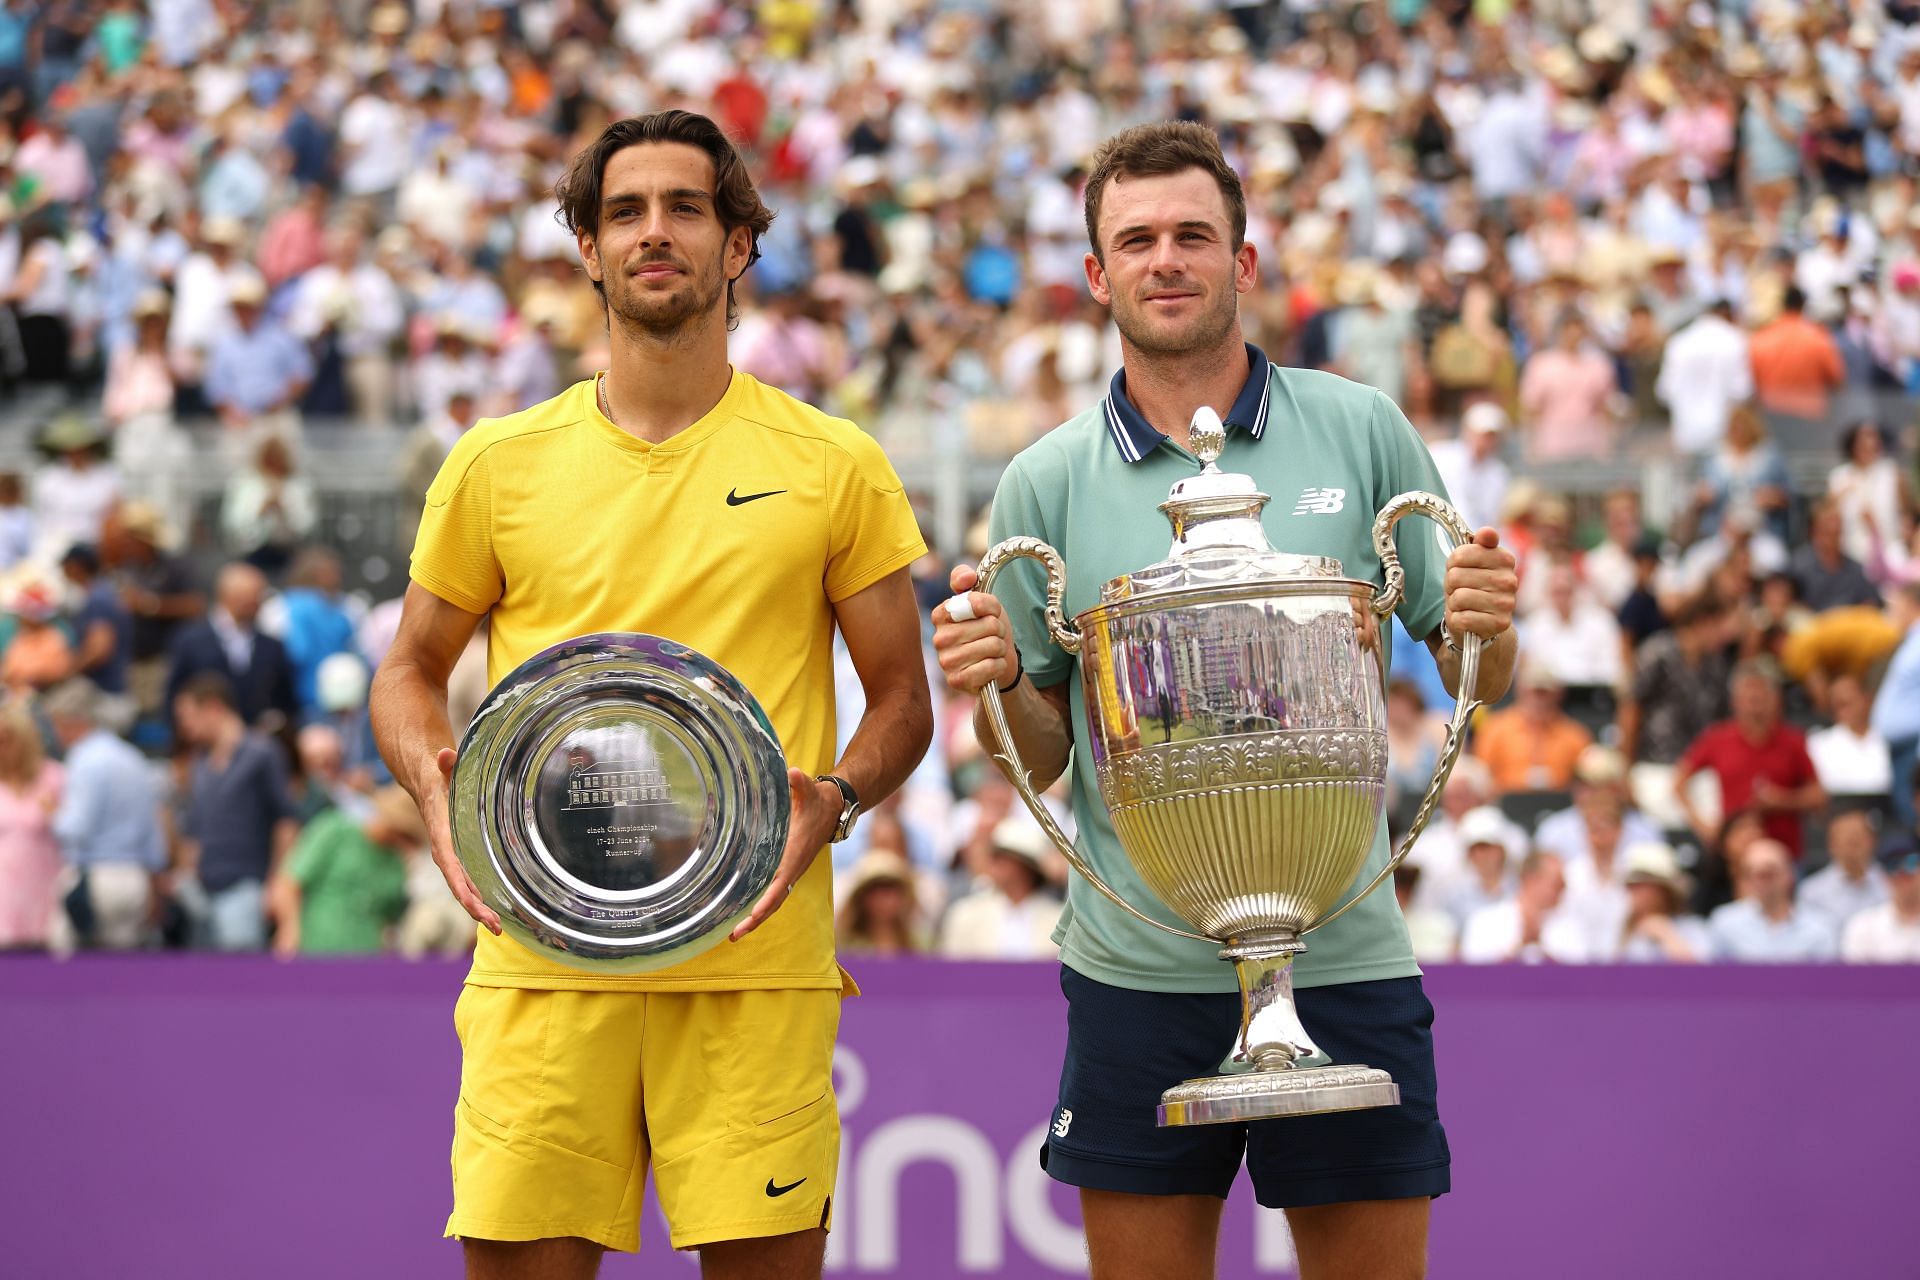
top-left (1779, 607), bottom-right (1902, 683)
top-left (411, 371), bottom-right (926, 991)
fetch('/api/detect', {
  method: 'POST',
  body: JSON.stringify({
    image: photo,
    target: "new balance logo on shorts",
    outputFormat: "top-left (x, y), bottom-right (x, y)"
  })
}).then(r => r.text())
top-left (1051, 1108), bottom-right (1073, 1138)
top-left (1292, 486), bottom-right (1346, 515)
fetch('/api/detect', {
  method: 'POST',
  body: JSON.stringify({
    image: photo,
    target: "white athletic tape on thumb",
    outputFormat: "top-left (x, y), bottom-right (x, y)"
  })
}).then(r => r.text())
top-left (945, 593), bottom-right (977, 622)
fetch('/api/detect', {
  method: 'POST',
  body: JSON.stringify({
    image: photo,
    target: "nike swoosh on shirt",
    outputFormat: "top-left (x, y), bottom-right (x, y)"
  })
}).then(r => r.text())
top-left (765, 1177), bottom-right (807, 1198)
top-left (726, 488), bottom-right (786, 506)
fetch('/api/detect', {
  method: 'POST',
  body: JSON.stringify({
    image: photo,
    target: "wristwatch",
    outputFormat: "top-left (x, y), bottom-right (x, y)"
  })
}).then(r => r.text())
top-left (816, 774), bottom-right (861, 843)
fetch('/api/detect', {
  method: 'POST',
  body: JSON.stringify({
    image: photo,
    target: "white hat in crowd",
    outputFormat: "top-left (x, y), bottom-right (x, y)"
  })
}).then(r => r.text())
top-left (1463, 402), bottom-right (1508, 436)
top-left (1457, 806), bottom-right (1521, 861)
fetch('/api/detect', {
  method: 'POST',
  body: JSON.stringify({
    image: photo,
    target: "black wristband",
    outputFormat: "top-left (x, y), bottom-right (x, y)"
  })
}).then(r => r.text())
top-left (995, 649), bottom-right (1024, 694)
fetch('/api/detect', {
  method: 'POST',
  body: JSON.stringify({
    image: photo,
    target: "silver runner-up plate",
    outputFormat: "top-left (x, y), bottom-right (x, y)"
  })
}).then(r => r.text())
top-left (451, 633), bottom-right (788, 973)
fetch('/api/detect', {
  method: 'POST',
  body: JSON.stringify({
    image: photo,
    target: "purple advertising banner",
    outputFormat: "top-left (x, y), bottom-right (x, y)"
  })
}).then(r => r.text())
top-left (3, 957), bottom-right (1916, 1279)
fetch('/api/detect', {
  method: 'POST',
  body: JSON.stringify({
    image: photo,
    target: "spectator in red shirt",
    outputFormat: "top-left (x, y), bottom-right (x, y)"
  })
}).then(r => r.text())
top-left (713, 66), bottom-right (770, 148)
top-left (1674, 661), bottom-right (1826, 858)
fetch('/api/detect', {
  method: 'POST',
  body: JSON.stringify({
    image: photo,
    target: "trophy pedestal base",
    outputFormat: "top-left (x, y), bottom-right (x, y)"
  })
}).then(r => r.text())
top-left (1156, 1064), bottom-right (1400, 1127)
top-left (1159, 943), bottom-right (1399, 1125)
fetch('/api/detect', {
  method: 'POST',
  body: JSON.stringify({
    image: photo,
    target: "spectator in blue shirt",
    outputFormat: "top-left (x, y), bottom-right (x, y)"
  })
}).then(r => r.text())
top-left (963, 233), bottom-right (1021, 306)
top-left (313, 651), bottom-right (388, 786)
top-left (43, 679), bottom-right (166, 951)
top-left (59, 543), bottom-right (132, 698)
top-left (278, 546), bottom-right (358, 718)
top-left (174, 671), bottom-right (299, 951)
top-left (197, 132), bottom-right (272, 223)
top-left (0, 471), bottom-right (34, 569)
top-left (1706, 839), bottom-right (1837, 962)
top-left (1392, 614), bottom-right (1454, 708)
top-left (281, 66), bottom-right (336, 189)
top-left (203, 273), bottom-right (313, 436)
top-left (1871, 578), bottom-right (1920, 835)
top-left (0, 1), bottom-right (31, 102)
top-left (1788, 500), bottom-right (1880, 614)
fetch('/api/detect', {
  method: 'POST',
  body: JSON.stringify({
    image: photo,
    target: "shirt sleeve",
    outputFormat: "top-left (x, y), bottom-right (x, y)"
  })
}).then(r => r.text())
top-left (286, 817), bottom-right (329, 887)
top-left (410, 428), bottom-right (505, 614)
top-left (1729, 340), bottom-right (1753, 400)
top-left (1679, 727), bottom-right (1717, 775)
top-left (377, 854), bottom-right (411, 920)
top-left (261, 742), bottom-right (298, 824)
top-left (1631, 643), bottom-right (1666, 705)
top-left (1372, 391), bottom-right (1451, 643)
top-left (137, 763), bottom-right (167, 872)
top-left (1760, 449), bottom-right (1790, 491)
top-left (822, 426), bottom-right (927, 603)
top-left (51, 748), bottom-right (97, 849)
top-left (284, 331), bottom-right (315, 385)
top-left (1787, 730), bottom-right (1818, 786)
top-left (203, 345), bottom-right (234, 408)
top-left (1518, 357), bottom-right (1548, 418)
top-left (984, 457), bottom-right (1074, 688)
top-left (1841, 914), bottom-right (1872, 963)
top-left (1870, 639), bottom-right (1920, 743)
top-left (1706, 907), bottom-right (1735, 956)
top-left (1653, 344), bottom-right (1678, 407)
top-left (1820, 333), bottom-right (1844, 386)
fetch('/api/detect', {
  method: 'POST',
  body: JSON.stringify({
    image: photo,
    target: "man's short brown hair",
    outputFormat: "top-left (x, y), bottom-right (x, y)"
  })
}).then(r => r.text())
top-left (1082, 122), bottom-right (1247, 261)
top-left (554, 109), bottom-right (774, 322)
top-left (1671, 592), bottom-right (1722, 630)
top-left (178, 671), bottom-right (237, 711)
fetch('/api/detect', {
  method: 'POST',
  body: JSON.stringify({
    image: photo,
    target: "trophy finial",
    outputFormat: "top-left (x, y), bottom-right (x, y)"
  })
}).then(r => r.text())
top-left (1190, 406), bottom-right (1226, 468)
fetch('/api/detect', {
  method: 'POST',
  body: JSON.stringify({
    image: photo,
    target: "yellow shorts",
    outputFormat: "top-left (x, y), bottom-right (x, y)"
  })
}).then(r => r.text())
top-left (446, 979), bottom-right (846, 1252)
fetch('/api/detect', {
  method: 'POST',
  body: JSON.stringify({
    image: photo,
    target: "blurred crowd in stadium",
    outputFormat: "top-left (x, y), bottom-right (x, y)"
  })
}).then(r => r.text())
top-left (0, 0), bottom-right (1918, 965)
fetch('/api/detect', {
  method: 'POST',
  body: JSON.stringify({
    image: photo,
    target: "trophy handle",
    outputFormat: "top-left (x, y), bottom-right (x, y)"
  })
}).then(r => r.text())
top-left (975, 537), bottom-right (1211, 944)
top-left (1306, 492), bottom-right (1484, 935)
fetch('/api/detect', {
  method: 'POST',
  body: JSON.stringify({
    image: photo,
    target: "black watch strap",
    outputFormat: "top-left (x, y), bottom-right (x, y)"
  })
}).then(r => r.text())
top-left (816, 774), bottom-right (860, 843)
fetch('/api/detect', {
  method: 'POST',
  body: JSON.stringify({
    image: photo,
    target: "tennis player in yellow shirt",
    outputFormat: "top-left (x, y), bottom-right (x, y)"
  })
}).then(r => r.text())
top-left (371, 110), bottom-right (933, 1279)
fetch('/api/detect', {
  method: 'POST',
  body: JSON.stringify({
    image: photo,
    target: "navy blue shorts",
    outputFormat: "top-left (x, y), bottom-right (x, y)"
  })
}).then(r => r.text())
top-left (1042, 966), bottom-right (1450, 1209)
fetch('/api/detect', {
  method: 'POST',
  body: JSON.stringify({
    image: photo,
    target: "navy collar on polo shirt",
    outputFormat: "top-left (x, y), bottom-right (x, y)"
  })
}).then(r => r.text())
top-left (1101, 343), bottom-right (1272, 463)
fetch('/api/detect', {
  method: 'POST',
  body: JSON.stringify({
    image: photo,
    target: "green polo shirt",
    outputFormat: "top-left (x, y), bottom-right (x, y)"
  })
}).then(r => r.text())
top-left (987, 347), bottom-right (1451, 992)
top-left (288, 810), bottom-right (410, 955)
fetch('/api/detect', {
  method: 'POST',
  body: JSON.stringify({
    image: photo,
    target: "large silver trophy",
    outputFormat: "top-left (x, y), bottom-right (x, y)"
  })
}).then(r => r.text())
top-left (451, 634), bottom-right (787, 972)
top-left (978, 413), bottom-right (1482, 1126)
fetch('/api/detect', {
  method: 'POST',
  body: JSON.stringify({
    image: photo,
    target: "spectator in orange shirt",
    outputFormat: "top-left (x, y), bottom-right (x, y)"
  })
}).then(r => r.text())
top-left (1749, 286), bottom-right (1844, 427)
top-left (1473, 662), bottom-right (1595, 794)
top-left (503, 46), bottom-right (553, 117)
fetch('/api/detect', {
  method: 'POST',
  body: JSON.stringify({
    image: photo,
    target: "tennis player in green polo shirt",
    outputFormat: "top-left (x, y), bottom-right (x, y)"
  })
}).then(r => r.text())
top-left (932, 122), bottom-right (1520, 1279)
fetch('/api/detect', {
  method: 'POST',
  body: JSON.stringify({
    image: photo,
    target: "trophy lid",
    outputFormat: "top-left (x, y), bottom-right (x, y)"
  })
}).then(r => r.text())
top-left (1101, 407), bottom-right (1344, 603)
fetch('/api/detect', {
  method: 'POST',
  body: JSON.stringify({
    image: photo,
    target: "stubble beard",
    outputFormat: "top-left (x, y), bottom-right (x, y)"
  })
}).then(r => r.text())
top-left (1110, 278), bottom-right (1239, 358)
top-left (605, 256), bottom-right (727, 340)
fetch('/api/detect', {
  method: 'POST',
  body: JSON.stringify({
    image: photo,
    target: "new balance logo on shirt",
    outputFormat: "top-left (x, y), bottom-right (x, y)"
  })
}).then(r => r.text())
top-left (1292, 486), bottom-right (1347, 515)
